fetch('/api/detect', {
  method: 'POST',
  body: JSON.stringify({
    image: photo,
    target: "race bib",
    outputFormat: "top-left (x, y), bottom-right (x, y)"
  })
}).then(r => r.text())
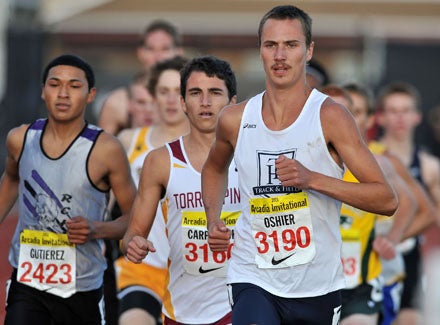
top-left (17, 229), bottom-right (76, 298)
top-left (250, 192), bottom-right (315, 268)
top-left (182, 211), bottom-right (239, 277)
top-left (341, 229), bottom-right (361, 288)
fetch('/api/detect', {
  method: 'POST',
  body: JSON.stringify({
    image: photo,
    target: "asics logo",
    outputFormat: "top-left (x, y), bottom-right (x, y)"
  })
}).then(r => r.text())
top-left (243, 123), bottom-right (256, 129)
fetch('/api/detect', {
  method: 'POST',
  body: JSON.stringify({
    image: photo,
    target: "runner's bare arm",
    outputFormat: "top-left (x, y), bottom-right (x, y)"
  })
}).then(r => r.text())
top-left (420, 152), bottom-right (440, 223)
top-left (378, 155), bottom-right (416, 244)
top-left (373, 155), bottom-right (417, 259)
top-left (121, 147), bottom-right (170, 262)
top-left (67, 132), bottom-right (136, 243)
top-left (282, 100), bottom-right (398, 215)
top-left (0, 125), bottom-right (27, 223)
top-left (385, 153), bottom-right (436, 239)
top-left (202, 103), bottom-right (242, 251)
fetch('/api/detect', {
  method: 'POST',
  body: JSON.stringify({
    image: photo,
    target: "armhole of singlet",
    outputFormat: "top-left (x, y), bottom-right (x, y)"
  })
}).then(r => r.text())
top-left (85, 127), bottom-right (108, 193)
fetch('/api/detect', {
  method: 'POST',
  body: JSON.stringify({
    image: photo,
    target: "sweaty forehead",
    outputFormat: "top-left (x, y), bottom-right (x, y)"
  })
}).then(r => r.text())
top-left (261, 19), bottom-right (305, 41)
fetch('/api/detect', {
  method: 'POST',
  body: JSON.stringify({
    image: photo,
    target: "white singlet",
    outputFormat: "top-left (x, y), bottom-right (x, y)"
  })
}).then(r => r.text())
top-left (162, 137), bottom-right (241, 323)
top-left (230, 89), bottom-right (345, 298)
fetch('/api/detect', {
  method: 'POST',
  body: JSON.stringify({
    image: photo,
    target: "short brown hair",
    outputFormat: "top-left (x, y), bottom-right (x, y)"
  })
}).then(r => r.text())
top-left (377, 82), bottom-right (421, 112)
top-left (258, 5), bottom-right (312, 47)
top-left (140, 20), bottom-right (182, 48)
top-left (148, 55), bottom-right (188, 96)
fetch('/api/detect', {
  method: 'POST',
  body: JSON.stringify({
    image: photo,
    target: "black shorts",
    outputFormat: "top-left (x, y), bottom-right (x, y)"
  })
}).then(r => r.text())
top-left (5, 269), bottom-right (104, 325)
top-left (117, 285), bottom-right (162, 323)
top-left (401, 239), bottom-right (423, 309)
top-left (230, 282), bottom-right (341, 325)
top-left (341, 281), bottom-right (383, 320)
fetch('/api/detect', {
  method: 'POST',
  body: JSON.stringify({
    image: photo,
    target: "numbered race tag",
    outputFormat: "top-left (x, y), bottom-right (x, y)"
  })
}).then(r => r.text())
top-left (340, 229), bottom-right (361, 288)
top-left (17, 229), bottom-right (76, 298)
top-left (182, 210), bottom-right (239, 277)
top-left (250, 192), bottom-right (315, 269)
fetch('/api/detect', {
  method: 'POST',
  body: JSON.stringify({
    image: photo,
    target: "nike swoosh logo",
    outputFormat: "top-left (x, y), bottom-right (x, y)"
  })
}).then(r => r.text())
top-left (271, 253), bottom-right (295, 265)
top-left (198, 266), bottom-right (223, 274)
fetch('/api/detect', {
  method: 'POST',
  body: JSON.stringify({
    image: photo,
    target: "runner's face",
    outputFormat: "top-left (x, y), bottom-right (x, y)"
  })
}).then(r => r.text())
top-left (378, 93), bottom-right (421, 140)
top-left (137, 30), bottom-right (180, 70)
top-left (41, 65), bottom-right (95, 123)
top-left (182, 71), bottom-right (233, 133)
top-left (260, 18), bottom-right (313, 89)
top-left (129, 83), bottom-right (157, 127)
top-left (154, 69), bottom-right (187, 126)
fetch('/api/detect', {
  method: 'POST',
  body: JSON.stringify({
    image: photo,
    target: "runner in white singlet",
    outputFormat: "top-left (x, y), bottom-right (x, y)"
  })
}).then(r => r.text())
top-left (201, 6), bottom-right (398, 325)
top-left (122, 55), bottom-right (238, 325)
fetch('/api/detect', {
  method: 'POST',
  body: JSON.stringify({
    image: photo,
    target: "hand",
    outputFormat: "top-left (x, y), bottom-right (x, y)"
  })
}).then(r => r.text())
top-left (373, 236), bottom-right (396, 260)
top-left (66, 216), bottom-right (96, 244)
top-left (275, 155), bottom-right (312, 189)
top-left (125, 236), bottom-right (156, 264)
top-left (208, 221), bottom-right (231, 252)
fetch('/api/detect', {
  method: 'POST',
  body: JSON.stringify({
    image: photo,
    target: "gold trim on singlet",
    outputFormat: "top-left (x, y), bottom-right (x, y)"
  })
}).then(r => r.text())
top-left (128, 127), bottom-right (149, 163)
